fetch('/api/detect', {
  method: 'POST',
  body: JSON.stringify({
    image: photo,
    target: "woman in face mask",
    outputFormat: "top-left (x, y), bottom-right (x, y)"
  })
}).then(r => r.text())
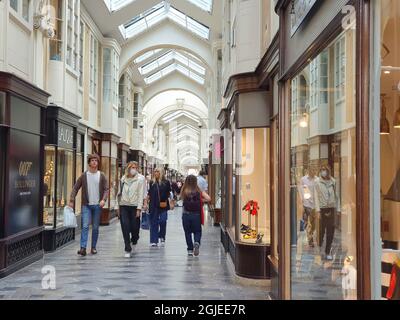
top-left (314, 165), bottom-right (341, 261)
top-left (116, 161), bottom-right (145, 258)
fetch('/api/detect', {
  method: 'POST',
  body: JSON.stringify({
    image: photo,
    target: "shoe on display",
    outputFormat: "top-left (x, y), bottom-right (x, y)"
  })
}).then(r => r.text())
top-left (256, 233), bottom-right (264, 244)
top-left (193, 242), bottom-right (200, 256)
top-left (77, 248), bottom-right (87, 256)
top-left (124, 252), bottom-right (131, 258)
top-left (188, 250), bottom-right (194, 256)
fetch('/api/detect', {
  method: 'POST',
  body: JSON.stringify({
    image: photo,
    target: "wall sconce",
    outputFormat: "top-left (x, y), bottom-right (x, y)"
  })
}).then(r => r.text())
top-left (380, 95), bottom-right (390, 135)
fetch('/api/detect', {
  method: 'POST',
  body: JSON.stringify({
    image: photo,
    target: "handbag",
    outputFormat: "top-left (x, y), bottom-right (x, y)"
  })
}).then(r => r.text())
top-left (157, 182), bottom-right (168, 209)
top-left (63, 206), bottom-right (77, 228)
top-left (141, 212), bottom-right (150, 230)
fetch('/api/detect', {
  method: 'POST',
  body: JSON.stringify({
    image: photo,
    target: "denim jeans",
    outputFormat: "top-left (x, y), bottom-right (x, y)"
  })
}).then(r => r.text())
top-left (149, 209), bottom-right (168, 244)
top-left (80, 205), bottom-right (102, 249)
top-left (130, 216), bottom-right (141, 245)
top-left (120, 206), bottom-right (137, 252)
top-left (182, 212), bottom-right (202, 251)
top-left (319, 208), bottom-right (335, 255)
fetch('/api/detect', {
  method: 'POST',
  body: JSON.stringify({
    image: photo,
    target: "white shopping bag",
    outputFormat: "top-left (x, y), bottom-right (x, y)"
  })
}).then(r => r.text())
top-left (63, 206), bottom-right (78, 228)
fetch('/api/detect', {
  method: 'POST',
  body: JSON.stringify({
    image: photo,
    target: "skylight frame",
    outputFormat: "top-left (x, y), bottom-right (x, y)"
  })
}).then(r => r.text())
top-left (143, 63), bottom-right (205, 86)
top-left (120, 1), bottom-right (210, 41)
top-left (104, 0), bottom-right (136, 12)
top-left (187, 0), bottom-right (213, 13)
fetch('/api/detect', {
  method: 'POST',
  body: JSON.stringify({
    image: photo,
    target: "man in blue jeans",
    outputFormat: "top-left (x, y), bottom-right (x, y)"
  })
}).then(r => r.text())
top-left (69, 154), bottom-right (109, 256)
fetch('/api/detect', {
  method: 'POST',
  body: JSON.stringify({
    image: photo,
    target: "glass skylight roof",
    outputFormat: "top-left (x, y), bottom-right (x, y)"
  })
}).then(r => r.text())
top-left (120, 1), bottom-right (210, 40)
top-left (138, 50), bottom-right (206, 76)
top-left (144, 63), bottom-right (205, 85)
top-left (162, 110), bottom-right (200, 123)
top-left (104, 0), bottom-right (135, 12)
top-left (187, 0), bottom-right (213, 13)
top-left (134, 49), bottom-right (162, 64)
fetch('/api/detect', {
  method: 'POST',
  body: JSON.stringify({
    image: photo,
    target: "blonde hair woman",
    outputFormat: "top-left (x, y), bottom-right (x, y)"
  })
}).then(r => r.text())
top-left (148, 167), bottom-right (172, 247)
top-left (116, 161), bottom-right (144, 258)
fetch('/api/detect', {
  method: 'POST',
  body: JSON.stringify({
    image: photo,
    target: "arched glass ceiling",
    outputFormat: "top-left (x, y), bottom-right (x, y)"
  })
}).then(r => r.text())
top-left (144, 62), bottom-right (205, 85)
top-left (104, 0), bottom-right (213, 13)
top-left (119, 1), bottom-right (210, 41)
top-left (134, 49), bottom-right (162, 64)
top-left (139, 50), bottom-right (206, 76)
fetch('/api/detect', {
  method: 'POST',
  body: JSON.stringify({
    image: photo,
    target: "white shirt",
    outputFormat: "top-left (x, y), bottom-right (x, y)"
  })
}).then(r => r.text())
top-left (86, 171), bottom-right (100, 205)
top-left (298, 175), bottom-right (317, 209)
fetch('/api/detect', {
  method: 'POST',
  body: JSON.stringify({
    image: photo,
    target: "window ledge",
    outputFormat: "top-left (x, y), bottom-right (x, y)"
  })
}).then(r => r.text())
top-left (66, 66), bottom-right (79, 79)
top-left (9, 9), bottom-right (33, 34)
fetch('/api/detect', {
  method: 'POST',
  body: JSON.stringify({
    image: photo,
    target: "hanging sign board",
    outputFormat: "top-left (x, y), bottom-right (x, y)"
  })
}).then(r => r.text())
top-left (290, 0), bottom-right (318, 37)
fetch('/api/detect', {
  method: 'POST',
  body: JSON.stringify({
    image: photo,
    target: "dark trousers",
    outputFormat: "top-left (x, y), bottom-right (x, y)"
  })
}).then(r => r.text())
top-left (182, 213), bottom-right (202, 251)
top-left (131, 216), bottom-right (141, 245)
top-left (318, 208), bottom-right (335, 255)
top-left (120, 206), bottom-right (137, 252)
top-left (149, 209), bottom-right (168, 244)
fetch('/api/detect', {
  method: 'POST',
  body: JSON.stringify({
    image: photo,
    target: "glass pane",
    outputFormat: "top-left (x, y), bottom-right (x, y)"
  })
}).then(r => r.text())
top-left (56, 149), bottom-right (74, 228)
top-left (237, 128), bottom-right (270, 244)
top-left (290, 29), bottom-right (357, 300)
top-left (187, 0), bottom-right (213, 13)
top-left (380, 0), bottom-right (400, 301)
top-left (110, 159), bottom-right (118, 210)
top-left (9, 0), bottom-right (18, 12)
top-left (101, 157), bottom-right (110, 209)
top-left (22, 0), bottom-right (30, 22)
top-left (75, 153), bottom-right (83, 216)
top-left (44, 147), bottom-right (56, 228)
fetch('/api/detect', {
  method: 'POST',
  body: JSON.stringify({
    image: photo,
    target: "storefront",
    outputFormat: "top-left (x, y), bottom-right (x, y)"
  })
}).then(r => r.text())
top-left (43, 105), bottom-right (80, 252)
top-left (100, 133), bottom-right (120, 225)
top-left (75, 124), bottom-right (87, 230)
top-left (118, 143), bottom-right (130, 179)
top-left (273, 0), bottom-right (372, 300)
top-left (208, 134), bottom-right (223, 226)
top-left (0, 72), bottom-right (49, 277)
top-left (219, 35), bottom-right (278, 279)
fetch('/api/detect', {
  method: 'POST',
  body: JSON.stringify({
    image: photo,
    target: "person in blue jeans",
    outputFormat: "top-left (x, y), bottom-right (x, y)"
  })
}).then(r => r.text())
top-left (148, 167), bottom-right (172, 247)
top-left (180, 175), bottom-right (211, 256)
top-left (69, 154), bottom-right (109, 256)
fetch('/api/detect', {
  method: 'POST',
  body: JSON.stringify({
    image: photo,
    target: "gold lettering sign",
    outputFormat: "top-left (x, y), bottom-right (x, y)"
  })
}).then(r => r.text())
top-left (19, 161), bottom-right (33, 177)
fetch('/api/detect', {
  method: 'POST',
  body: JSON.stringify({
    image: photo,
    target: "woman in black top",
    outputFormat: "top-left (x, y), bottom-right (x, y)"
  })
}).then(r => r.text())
top-left (148, 167), bottom-right (172, 247)
top-left (181, 175), bottom-right (211, 256)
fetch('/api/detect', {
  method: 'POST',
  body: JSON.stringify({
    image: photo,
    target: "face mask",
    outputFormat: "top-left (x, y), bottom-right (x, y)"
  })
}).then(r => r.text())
top-left (321, 170), bottom-right (328, 178)
top-left (130, 169), bottom-right (137, 176)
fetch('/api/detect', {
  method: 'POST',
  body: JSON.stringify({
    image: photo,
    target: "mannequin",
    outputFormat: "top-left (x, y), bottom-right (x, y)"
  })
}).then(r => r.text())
top-left (341, 256), bottom-right (357, 300)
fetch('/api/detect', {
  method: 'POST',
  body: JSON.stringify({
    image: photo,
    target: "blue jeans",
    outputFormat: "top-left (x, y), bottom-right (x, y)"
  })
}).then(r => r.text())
top-left (80, 205), bottom-right (102, 249)
top-left (182, 212), bottom-right (202, 251)
top-left (149, 209), bottom-right (168, 244)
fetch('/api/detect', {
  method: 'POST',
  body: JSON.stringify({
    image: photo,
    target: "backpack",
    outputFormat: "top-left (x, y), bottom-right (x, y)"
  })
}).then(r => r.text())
top-left (183, 191), bottom-right (201, 212)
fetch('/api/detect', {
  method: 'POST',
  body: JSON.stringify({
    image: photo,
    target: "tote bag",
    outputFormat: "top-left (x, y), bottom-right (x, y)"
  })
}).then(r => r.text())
top-left (63, 206), bottom-right (77, 228)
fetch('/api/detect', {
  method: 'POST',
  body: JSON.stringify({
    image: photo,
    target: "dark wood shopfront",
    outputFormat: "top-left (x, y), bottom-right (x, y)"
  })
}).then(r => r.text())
top-left (274, 0), bottom-right (372, 300)
top-left (0, 72), bottom-right (49, 277)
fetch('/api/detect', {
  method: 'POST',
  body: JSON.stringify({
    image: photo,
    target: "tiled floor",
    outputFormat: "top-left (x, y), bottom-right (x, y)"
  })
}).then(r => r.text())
top-left (0, 207), bottom-right (269, 300)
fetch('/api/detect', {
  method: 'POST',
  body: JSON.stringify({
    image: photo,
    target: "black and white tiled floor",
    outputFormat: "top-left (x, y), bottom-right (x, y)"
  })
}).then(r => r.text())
top-left (0, 208), bottom-right (269, 300)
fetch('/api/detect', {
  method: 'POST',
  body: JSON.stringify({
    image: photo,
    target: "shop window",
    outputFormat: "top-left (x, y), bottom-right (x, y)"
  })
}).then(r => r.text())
top-left (56, 149), bottom-right (74, 228)
top-left (49, 0), bottom-right (63, 61)
top-left (289, 29), bottom-right (356, 300)
top-left (9, 0), bottom-right (30, 23)
top-left (75, 152), bottom-right (83, 215)
top-left (101, 157), bottom-right (110, 209)
top-left (44, 147), bottom-right (56, 228)
top-left (90, 35), bottom-right (98, 98)
top-left (380, 0), bottom-right (400, 301)
top-left (79, 21), bottom-right (84, 86)
top-left (236, 128), bottom-right (270, 245)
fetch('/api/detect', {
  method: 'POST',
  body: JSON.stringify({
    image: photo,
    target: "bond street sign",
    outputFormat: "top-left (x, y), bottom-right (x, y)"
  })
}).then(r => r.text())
top-left (290, 0), bottom-right (318, 37)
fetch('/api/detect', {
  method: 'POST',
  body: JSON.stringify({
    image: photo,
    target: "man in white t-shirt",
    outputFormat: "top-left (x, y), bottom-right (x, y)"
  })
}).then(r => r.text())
top-left (69, 154), bottom-right (109, 257)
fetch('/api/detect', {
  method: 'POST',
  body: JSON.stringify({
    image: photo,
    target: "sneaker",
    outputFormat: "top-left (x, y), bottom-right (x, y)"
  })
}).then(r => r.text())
top-left (160, 239), bottom-right (165, 247)
top-left (124, 252), bottom-right (131, 258)
top-left (188, 250), bottom-right (194, 256)
top-left (91, 248), bottom-right (97, 255)
top-left (77, 248), bottom-right (87, 256)
top-left (193, 242), bottom-right (200, 256)
top-left (150, 243), bottom-right (158, 247)
top-left (326, 254), bottom-right (333, 261)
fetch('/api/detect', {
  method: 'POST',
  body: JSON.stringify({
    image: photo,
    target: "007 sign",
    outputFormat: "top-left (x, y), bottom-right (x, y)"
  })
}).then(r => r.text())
top-left (19, 161), bottom-right (33, 177)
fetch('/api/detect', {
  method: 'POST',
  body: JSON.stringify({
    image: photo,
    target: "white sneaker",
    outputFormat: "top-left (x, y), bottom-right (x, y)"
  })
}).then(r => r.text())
top-left (326, 255), bottom-right (333, 261)
top-left (150, 243), bottom-right (158, 247)
top-left (124, 252), bottom-right (131, 258)
top-left (160, 240), bottom-right (165, 247)
top-left (188, 250), bottom-right (194, 256)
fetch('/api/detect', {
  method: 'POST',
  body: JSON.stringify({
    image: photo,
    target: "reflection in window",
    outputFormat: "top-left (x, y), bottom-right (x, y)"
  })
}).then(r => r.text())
top-left (290, 29), bottom-right (357, 300)
top-left (44, 147), bottom-right (56, 228)
top-left (56, 149), bottom-right (74, 228)
top-left (49, 0), bottom-right (63, 61)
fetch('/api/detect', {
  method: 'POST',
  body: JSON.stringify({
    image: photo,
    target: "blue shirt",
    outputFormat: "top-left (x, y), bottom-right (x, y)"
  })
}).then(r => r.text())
top-left (197, 176), bottom-right (208, 192)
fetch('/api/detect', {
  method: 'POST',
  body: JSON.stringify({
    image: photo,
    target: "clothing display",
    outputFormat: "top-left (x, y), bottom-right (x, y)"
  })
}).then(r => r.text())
top-left (387, 260), bottom-right (400, 300)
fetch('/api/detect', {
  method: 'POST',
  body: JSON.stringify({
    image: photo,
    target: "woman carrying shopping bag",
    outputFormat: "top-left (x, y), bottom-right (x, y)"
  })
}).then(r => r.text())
top-left (181, 175), bottom-right (211, 257)
top-left (116, 161), bottom-right (145, 258)
top-left (148, 168), bottom-right (172, 247)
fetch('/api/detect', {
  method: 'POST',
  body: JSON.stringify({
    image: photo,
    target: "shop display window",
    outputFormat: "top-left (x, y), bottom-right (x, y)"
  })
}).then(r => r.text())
top-left (56, 149), bottom-right (74, 228)
top-left (289, 29), bottom-right (357, 300)
top-left (380, 0), bottom-right (400, 300)
top-left (101, 157), bottom-right (110, 209)
top-left (236, 128), bottom-right (270, 245)
top-left (44, 147), bottom-right (56, 228)
top-left (49, 0), bottom-right (63, 61)
top-left (75, 153), bottom-right (83, 216)
top-left (110, 158), bottom-right (118, 210)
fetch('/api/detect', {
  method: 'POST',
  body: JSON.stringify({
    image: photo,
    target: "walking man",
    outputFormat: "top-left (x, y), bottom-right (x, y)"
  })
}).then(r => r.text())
top-left (69, 154), bottom-right (109, 257)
